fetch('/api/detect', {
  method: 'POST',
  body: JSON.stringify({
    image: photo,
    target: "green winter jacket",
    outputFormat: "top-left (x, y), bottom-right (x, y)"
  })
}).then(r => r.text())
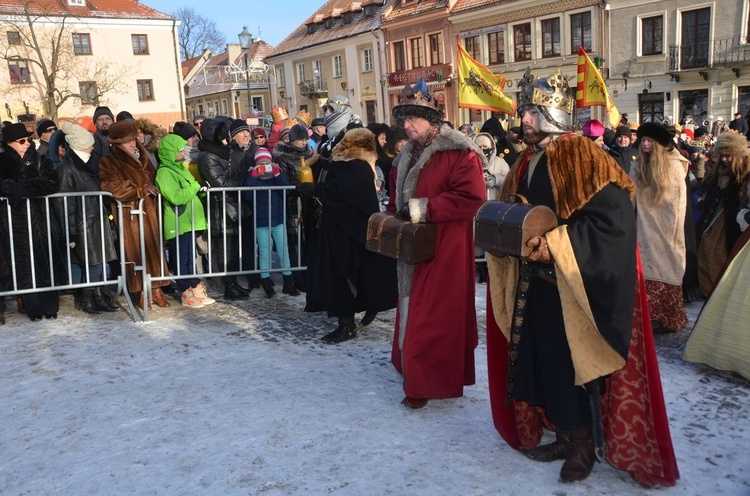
top-left (155, 134), bottom-right (207, 240)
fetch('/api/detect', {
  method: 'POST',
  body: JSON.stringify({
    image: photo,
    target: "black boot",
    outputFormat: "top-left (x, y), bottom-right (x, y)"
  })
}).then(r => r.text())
top-left (358, 311), bottom-right (377, 329)
top-left (559, 427), bottom-right (596, 483)
top-left (282, 275), bottom-right (300, 296)
top-left (224, 277), bottom-right (249, 300)
top-left (523, 428), bottom-right (573, 462)
top-left (93, 287), bottom-right (119, 312)
top-left (261, 278), bottom-right (276, 299)
top-left (75, 289), bottom-right (101, 314)
top-left (476, 262), bottom-right (488, 284)
top-left (321, 322), bottom-right (357, 343)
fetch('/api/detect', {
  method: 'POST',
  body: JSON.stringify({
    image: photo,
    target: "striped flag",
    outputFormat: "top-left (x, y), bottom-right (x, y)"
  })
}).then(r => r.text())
top-left (576, 46), bottom-right (621, 128)
top-left (457, 37), bottom-right (515, 115)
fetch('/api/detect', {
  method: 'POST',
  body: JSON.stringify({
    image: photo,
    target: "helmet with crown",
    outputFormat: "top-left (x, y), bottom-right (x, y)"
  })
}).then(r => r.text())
top-left (517, 68), bottom-right (574, 133)
top-left (392, 78), bottom-right (443, 126)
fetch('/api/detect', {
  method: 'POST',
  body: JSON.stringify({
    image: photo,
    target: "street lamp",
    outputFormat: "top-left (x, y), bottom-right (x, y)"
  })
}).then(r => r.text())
top-left (238, 26), bottom-right (252, 118)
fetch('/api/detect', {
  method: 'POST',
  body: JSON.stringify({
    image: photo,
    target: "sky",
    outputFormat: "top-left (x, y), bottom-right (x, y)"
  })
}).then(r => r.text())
top-left (144, 0), bottom-right (321, 48)
top-left (1, 286), bottom-right (749, 494)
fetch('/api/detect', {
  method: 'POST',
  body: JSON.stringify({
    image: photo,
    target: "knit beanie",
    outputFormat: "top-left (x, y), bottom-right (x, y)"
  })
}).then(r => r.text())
top-left (35, 119), bottom-right (56, 137)
top-left (62, 121), bottom-right (95, 151)
top-left (289, 124), bottom-right (309, 142)
top-left (615, 125), bottom-right (631, 138)
top-left (251, 128), bottom-right (267, 139)
top-left (279, 127), bottom-right (291, 142)
top-left (230, 119), bottom-right (251, 138)
top-left (172, 121), bottom-right (198, 141)
top-left (116, 111), bottom-right (134, 122)
top-left (93, 106), bottom-right (114, 122)
top-left (254, 146), bottom-right (272, 164)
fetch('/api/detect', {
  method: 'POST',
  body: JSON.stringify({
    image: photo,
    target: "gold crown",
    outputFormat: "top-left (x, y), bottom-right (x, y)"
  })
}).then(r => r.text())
top-left (294, 110), bottom-right (312, 127)
top-left (517, 68), bottom-right (574, 115)
top-left (271, 106), bottom-right (288, 123)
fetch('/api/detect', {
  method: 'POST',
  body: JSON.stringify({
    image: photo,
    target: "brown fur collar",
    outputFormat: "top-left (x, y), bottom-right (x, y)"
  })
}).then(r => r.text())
top-left (331, 127), bottom-right (377, 168)
top-left (500, 135), bottom-right (634, 219)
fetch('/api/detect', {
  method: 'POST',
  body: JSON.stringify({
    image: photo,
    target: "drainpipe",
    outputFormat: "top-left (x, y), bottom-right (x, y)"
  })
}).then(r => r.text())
top-left (172, 18), bottom-right (186, 121)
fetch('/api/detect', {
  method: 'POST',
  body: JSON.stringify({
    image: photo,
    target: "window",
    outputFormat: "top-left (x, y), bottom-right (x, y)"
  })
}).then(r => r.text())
top-left (131, 34), bottom-right (149, 55)
top-left (313, 59), bottom-right (322, 83)
top-left (394, 41), bottom-right (406, 71)
top-left (638, 92), bottom-right (664, 124)
top-left (324, 18), bottom-right (333, 29)
top-left (8, 60), bottom-right (30, 84)
top-left (464, 36), bottom-right (480, 60)
top-left (252, 96), bottom-right (263, 113)
top-left (297, 63), bottom-right (306, 84)
top-left (488, 31), bottom-right (504, 65)
top-left (72, 33), bottom-right (91, 55)
top-left (570, 12), bottom-right (592, 53)
top-left (307, 24), bottom-right (316, 35)
top-left (410, 37), bottom-right (423, 68)
top-left (68, 0), bottom-right (85, 5)
top-left (678, 89), bottom-right (708, 126)
top-left (79, 81), bottom-right (97, 104)
top-left (738, 87), bottom-right (750, 117)
top-left (222, 99), bottom-right (228, 115)
top-left (514, 23), bottom-right (532, 61)
top-left (681, 8), bottom-right (710, 69)
top-left (364, 6), bottom-right (374, 16)
top-left (333, 55), bottom-right (343, 77)
top-left (343, 12), bottom-right (352, 24)
top-left (277, 67), bottom-right (285, 87)
top-left (7, 31), bottom-right (21, 45)
top-left (137, 79), bottom-right (154, 101)
top-left (429, 33), bottom-right (443, 65)
top-left (542, 18), bottom-right (561, 58)
top-left (641, 16), bottom-right (663, 56)
top-left (363, 48), bottom-right (373, 72)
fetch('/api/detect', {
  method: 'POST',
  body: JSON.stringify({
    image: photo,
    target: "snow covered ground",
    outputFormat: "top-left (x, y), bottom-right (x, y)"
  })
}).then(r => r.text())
top-left (1, 282), bottom-right (748, 495)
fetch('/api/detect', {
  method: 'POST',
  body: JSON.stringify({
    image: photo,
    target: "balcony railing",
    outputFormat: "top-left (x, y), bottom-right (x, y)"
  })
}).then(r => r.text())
top-left (669, 35), bottom-right (750, 71)
top-left (298, 79), bottom-right (328, 96)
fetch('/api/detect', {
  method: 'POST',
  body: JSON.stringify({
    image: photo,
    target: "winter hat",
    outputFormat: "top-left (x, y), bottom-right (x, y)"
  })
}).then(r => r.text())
top-left (714, 131), bottom-right (748, 158)
top-left (35, 119), bottom-right (56, 137)
top-left (62, 121), bottom-right (94, 151)
top-left (582, 119), bottom-right (605, 138)
top-left (251, 128), bottom-right (267, 140)
top-left (311, 117), bottom-right (325, 128)
top-left (288, 124), bottom-right (309, 142)
top-left (636, 122), bottom-right (673, 148)
top-left (615, 125), bottom-right (631, 139)
top-left (254, 146), bottom-right (272, 164)
top-left (116, 110), bottom-right (134, 122)
top-left (1, 122), bottom-right (32, 143)
top-left (106, 120), bottom-right (138, 144)
top-left (694, 126), bottom-right (709, 139)
top-left (681, 128), bottom-right (695, 141)
top-left (93, 106), bottom-right (114, 123)
top-left (229, 119), bottom-right (251, 138)
top-left (172, 121), bottom-right (198, 141)
top-left (687, 146), bottom-right (703, 156)
top-left (716, 116), bottom-right (724, 122)
top-left (279, 127), bottom-right (291, 142)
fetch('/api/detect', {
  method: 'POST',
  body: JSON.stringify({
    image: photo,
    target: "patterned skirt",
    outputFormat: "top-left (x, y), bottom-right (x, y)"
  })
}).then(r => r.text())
top-left (645, 280), bottom-right (688, 331)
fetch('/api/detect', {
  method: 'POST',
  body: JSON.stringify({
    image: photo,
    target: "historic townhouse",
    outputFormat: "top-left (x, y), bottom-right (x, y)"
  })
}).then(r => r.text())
top-left (265, 0), bottom-right (393, 125)
top-left (0, 0), bottom-right (183, 129)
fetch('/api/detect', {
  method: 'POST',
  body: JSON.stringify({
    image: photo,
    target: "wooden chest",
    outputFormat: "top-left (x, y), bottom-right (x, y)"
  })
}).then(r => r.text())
top-left (366, 212), bottom-right (437, 264)
top-left (475, 194), bottom-right (558, 258)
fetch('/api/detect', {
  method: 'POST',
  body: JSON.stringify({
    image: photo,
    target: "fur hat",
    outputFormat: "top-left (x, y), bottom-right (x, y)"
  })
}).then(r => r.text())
top-left (331, 128), bottom-right (377, 168)
top-left (1, 122), bottom-right (32, 143)
top-left (36, 119), bottom-right (56, 137)
top-left (62, 121), bottom-right (94, 151)
top-left (254, 146), bottom-right (272, 164)
top-left (582, 119), bottom-right (605, 137)
top-left (229, 119), bottom-right (251, 138)
top-left (106, 120), bottom-right (138, 144)
top-left (251, 128), bottom-right (267, 139)
top-left (288, 124), bottom-right (309, 142)
top-left (392, 78), bottom-right (443, 127)
top-left (93, 106), bottom-right (114, 123)
top-left (637, 122), bottom-right (673, 148)
top-left (714, 131), bottom-right (748, 158)
top-left (172, 121), bottom-right (198, 141)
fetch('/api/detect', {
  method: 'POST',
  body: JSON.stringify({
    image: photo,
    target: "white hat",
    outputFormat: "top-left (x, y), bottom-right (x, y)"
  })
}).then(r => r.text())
top-left (716, 116), bottom-right (724, 121)
top-left (62, 121), bottom-right (95, 151)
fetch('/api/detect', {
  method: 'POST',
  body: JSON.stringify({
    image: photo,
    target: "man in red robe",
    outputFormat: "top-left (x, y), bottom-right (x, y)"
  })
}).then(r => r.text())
top-left (388, 78), bottom-right (486, 409)
top-left (486, 68), bottom-right (679, 486)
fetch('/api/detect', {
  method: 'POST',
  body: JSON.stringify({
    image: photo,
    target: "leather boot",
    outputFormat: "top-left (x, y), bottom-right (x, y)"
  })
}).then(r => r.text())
top-left (76, 289), bottom-right (101, 314)
top-left (93, 287), bottom-right (119, 312)
top-left (523, 428), bottom-right (573, 462)
top-left (261, 278), bottom-right (276, 299)
top-left (358, 311), bottom-right (377, 329)
top-left (281, 275), bottom-right (300, 296)
top-left (0, 311), bottom-right (5, 325)
top-left (152, 288), bottom-right (171, 308)
top-left (321, 322), bottom-right (357, 343)
top-left (17, 296), bottom-right (24, 314)
top-left (559, 427), bottom-right (596, 483)
top-left (224, 277), bottom-right (249, 300)
top-left (138, 291), bottom-right (152, 310)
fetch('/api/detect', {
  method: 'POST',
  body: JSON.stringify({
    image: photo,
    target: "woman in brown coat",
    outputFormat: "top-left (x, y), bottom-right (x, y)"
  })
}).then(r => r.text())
top-left (98, 120), bottom-right (170, 308)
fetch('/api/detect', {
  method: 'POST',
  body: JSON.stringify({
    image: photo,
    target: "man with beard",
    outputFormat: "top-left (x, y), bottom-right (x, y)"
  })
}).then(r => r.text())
top-left (91, 106), bottom-right (114, 174)
top-left (485, 68), bottom-right (678, 486)
top-left (695, 131), bottom-right (750, 297)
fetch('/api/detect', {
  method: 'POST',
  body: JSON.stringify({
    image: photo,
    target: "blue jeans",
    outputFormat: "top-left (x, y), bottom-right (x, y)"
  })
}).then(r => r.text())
top-left (256, 224), bottom-right (292, 279)
top-left (168, 233), bottom-right (200, 291)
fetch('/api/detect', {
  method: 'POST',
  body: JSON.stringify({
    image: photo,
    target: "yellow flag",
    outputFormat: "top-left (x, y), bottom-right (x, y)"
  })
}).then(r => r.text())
top-left (576, 46), bottom-right (621, 128)
top-left (457, 37), bottom-right (515, 115)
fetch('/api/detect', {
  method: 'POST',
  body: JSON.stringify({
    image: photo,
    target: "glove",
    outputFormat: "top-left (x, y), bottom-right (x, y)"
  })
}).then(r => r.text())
top-left (737, 208), bottom-right (750, 232)
top-left (484, 170), bottom-right (496, 188)
top-left (198, 181), bottom-right (211, 193)
top-left (297, 182), bottom-right (315, 199)
top-left (396, 205), bottom-right (410, 220)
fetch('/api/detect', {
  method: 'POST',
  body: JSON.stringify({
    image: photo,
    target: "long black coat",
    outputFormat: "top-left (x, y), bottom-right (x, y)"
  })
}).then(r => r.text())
top-left (198, 142), bottom-right (243, 235)
top-left (0, 146), bottom-right (61, 290)
top-left (305, 137), bottom-right (397, 317)
top-left (55, 150), bottom-right (117, 266)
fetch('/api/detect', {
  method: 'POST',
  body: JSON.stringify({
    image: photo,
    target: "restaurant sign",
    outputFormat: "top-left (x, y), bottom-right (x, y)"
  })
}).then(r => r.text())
top-left (388, 64), bottom-right (451, 86)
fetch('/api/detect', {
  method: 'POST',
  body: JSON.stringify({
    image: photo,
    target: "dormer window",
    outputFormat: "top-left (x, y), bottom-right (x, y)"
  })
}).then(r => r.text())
top-left (343, 12), bottom-right (352, 24)
top-left (307, 24), bottom-right (316, 35)
top-left (364, 6), bottom-right (374, 16)
top-left (324, 18), bottom-right (333, 29)
top-left (68, 0), bottom-right (85, 6)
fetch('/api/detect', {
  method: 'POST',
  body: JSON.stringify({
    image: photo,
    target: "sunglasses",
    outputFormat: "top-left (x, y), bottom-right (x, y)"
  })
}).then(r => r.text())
top-left (14, 138), bottom-right (32, 145)
top-left (43, 128), bottom-right (57, 133)
top-left (253, 136), bottom-right (266, 140)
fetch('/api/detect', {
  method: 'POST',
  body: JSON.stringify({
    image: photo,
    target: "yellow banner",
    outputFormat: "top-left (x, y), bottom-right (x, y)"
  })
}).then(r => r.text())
top-left (457, 37), bottom-right (515, 115)
top-left (576, 46), bottom-right (621, 128)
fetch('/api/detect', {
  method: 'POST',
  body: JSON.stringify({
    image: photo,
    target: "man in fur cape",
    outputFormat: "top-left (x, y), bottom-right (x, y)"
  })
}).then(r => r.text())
top-left (485, 68), bottom-right (678, 487)
top-left (387, 78), bottom-right (486, 409)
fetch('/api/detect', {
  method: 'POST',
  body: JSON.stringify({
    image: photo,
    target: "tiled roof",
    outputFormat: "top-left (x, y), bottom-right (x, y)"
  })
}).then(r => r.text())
top-left (270, 0), bottom-right (393, 58)
top-left (451, 0), bottom-right (514, 14)
top-left (182, 53), bottom-right (206, 78)
top-left (382, 0), bottom-right (449, 23)
top-left (0, 0), bottom-right (173, 20)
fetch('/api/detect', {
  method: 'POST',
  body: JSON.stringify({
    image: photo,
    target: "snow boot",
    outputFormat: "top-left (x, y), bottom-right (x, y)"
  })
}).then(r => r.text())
top-left (261, 278), bottom-right (276, 299)
top-left (93, 287), bottom-right (119, 312)
top-left (224, 277), bottom-right (249, 300)
top-left (76, 289), bottom-right (101, 314)
top-left (281, 275), bottom-right (300, 296)
top-left (321, 322), bottom-right (357, 343)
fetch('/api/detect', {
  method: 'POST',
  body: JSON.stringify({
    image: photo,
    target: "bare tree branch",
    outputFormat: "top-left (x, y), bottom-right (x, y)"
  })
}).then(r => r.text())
top-left (174, 7), bottom-right (226, 61)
